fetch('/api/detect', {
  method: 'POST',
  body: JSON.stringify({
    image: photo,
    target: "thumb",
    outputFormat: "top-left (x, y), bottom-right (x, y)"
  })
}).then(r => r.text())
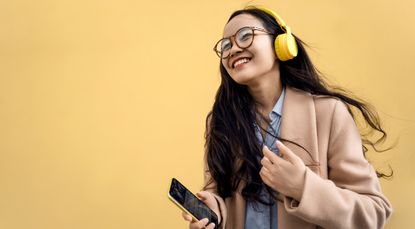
top-left (276, 140), bottom-right (300, 164)
top-left (196, 191), bottom-right (209, 200)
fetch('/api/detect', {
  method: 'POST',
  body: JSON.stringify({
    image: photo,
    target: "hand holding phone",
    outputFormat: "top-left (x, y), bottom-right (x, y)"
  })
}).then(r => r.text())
top-left (168, 178), bottom-right (219, 228)
top-left (182, 191), bottom-right (220, 229)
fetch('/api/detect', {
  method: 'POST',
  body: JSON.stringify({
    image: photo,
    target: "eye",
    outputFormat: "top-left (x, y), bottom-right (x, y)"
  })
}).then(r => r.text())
top-left (221, 39), bottom-right (232, 51)
top-left (237, 28), bottom-right (253, 42)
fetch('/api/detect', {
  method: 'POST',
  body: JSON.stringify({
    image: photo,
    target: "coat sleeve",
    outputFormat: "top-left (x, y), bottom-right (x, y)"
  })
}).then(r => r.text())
top-left (202, 152), bottom-right (228, 229)
top-left (283, 100), bottom-right (392, 229)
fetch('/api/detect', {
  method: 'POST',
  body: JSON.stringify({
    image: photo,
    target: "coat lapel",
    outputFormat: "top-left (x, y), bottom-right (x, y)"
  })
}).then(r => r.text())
top-left (280, 87), bottom-right (320, 169)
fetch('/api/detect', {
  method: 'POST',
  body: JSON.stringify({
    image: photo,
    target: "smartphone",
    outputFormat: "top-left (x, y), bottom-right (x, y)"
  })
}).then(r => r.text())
top-left (168, 178), bottom-right (218, 228)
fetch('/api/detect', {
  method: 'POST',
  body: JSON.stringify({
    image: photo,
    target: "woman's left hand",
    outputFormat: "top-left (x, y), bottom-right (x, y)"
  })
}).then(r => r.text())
top-left (259, 140), bottom-right (307, 201)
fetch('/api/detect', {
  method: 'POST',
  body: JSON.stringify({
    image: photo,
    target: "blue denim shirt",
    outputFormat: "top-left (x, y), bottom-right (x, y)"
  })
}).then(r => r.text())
top-left (244, 87), bottom-right (285, 229)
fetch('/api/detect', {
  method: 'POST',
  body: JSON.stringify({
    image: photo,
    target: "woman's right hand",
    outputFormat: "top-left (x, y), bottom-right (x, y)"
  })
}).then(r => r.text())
top-left (181, 191), bottom-right (221, 229)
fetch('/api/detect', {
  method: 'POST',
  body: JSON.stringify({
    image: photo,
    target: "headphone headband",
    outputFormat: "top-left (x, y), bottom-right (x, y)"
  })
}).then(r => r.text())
top-left (245, 5), bottom-right (288, 32)
top-left (244, 5), bottom-right (298, 61)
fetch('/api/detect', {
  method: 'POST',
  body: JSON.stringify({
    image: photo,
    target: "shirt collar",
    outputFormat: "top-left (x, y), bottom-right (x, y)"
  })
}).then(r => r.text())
top-left (269, 87), bottom-right (286, 120)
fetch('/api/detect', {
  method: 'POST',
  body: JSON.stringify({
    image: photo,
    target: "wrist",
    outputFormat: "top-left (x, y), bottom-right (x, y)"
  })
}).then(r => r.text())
top-left (293, 167), bottom-right (306, 201)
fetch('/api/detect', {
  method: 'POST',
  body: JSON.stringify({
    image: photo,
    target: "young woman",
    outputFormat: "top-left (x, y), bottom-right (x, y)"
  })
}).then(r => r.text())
top-left (182, 6), bottom-right (392, 229)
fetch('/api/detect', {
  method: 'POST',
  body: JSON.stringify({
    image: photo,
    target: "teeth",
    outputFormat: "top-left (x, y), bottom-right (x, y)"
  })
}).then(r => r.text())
top-left (233, 58), bottom-right (250, 68)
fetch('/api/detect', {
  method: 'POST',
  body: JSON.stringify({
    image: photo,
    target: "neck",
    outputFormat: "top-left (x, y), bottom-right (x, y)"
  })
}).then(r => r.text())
top-left (247, 70), bottom-right (282, 118)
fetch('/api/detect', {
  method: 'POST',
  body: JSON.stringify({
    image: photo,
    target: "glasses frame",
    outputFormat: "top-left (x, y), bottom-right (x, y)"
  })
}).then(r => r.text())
top-left (213, 26), bottom-right (274, 59)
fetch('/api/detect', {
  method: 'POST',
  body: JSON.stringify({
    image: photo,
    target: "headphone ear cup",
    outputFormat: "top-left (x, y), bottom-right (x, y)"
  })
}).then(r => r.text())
top-left (274, 33), bottom-right (298, 61)
top-left (285, 33), bottom-right (298, 59)
top-left (275, 34), bottom-right (289, 61)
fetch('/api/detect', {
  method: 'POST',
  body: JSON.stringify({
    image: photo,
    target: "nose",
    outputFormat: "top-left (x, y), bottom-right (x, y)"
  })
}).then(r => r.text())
top-left (228, 37), bottom-right (243, 58)
top-left (229, 48), bottom-right (243, 58)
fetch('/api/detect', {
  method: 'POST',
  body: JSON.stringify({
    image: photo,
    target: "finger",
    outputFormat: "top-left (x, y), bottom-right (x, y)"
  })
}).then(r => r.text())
top-left (262, 145), bottom-right (281, 164)
top-left (196, 191), bottom-right (216, 208)
top-left (259, 167), bottom-right (272, 185)
top-left (182, 212), bottom-right (193, 222)
top-left (259, 166), bottom-right (271, 179)
top-left (189, 222), bottom-right (199, 229)
top-left (276, 140), bottom-right (300, 164)
top-left (195, 218), bottom-right (209, 228)
top-left (260, 156), bottom-right (274, 170)
top-left (206, 222), bottom-right (216, 229)
top-left (196, 191), bottom-right (210, 200)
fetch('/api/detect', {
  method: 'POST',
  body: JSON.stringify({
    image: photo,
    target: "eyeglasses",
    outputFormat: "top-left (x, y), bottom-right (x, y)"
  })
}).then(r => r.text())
top-left (213, 26), bottom-right (274, 59)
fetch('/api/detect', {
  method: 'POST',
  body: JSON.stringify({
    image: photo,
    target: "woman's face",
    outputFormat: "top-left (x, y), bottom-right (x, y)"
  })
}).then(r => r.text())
top-left (221, 14), bottom-right (279, 86)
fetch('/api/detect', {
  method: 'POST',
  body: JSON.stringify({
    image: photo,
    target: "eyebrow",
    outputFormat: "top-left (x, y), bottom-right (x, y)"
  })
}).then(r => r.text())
top-left (222, 26), bottom-right (265, 39)
top-left (222, 25), bottom-right (252, 38)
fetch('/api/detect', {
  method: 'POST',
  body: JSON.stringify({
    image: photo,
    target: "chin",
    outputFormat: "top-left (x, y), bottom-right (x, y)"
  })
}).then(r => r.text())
top-left (230, 70), bottom-right (258, 86)
top-left (232, 75), bottom-right (255, 86)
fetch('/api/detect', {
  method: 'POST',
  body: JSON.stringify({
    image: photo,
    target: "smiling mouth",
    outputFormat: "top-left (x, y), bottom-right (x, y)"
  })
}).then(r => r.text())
top-left (233, 58), bottom-right (251, 69)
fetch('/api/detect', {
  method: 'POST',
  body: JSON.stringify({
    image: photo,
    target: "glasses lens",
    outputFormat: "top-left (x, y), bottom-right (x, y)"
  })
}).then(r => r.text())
top-left (236, 27), bottom-right (254, 49)
top-left (215, 38), bottom-right (231, 58)
top-left (214, 27), bottom-right (256, 59)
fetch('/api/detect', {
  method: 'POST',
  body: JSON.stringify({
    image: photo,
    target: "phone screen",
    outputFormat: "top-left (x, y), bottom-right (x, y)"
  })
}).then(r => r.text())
top-left (168, 178), bottom-right (218, 226)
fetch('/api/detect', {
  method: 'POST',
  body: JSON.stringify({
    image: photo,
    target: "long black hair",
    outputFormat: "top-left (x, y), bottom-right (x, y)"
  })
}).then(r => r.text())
top-left (204, 8), bottom-right (392, 203)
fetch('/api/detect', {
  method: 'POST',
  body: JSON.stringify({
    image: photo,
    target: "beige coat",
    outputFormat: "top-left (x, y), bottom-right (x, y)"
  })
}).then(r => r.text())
top-left (204, 87), bottom-right (392, 229)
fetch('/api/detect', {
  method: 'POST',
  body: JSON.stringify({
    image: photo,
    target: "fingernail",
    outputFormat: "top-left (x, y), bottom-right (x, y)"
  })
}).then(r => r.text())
top-left (202, 218), bottom-right (209, 223)
top-left (276, 140), bottom-right (282, 146)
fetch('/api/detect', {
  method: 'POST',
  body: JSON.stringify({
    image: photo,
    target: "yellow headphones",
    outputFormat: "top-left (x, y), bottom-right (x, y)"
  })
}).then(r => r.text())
top-left (245, 6), bottom-right (298, 61)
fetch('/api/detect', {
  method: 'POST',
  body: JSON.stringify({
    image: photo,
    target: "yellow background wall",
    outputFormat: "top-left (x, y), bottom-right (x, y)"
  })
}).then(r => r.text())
top-left (1, 0), bottom-right (414, 228)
